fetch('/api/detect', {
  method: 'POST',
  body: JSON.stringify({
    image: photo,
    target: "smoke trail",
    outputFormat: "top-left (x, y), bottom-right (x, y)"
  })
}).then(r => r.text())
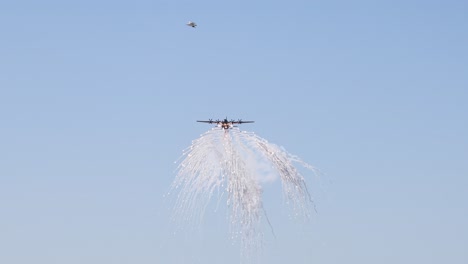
top-left (171, 128), bottom-right (317, 262)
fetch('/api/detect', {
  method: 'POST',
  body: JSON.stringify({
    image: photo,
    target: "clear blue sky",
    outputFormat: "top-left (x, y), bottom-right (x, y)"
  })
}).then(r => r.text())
top-left (1, 1), bottom-right (467, 263)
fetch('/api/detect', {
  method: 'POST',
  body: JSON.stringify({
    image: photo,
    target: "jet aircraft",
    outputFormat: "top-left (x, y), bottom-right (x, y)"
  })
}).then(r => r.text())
top-left (186, 21), bottom-right (197, 28)
top-left (197, 118), bottom-right (254, 130)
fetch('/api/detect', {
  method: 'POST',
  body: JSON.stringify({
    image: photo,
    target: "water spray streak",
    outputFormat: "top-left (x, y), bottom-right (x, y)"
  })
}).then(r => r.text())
top-left (171, 128), bottom-right (317, 261)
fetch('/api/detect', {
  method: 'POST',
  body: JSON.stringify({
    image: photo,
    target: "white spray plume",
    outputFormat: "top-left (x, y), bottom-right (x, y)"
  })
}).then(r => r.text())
top-left (171, 128), bottom-right (318, 262)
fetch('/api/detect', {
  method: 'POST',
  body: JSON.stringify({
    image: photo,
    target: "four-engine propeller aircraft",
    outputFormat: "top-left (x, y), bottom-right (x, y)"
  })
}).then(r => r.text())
top-left (197, 118), bottom-right (254, 130)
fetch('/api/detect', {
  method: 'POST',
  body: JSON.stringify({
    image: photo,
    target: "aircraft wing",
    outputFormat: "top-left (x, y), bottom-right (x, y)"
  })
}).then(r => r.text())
top-left (232, 121), bottom-right (254, 124)
top-left (197, 120), bottom-right (215, 124)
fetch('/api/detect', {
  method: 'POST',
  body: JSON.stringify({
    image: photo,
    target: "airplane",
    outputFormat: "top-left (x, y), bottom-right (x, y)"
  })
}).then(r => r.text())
top-left (197, 118), bottom-right (254, 130)
top-left (186, 21), bottom-right (197, 28)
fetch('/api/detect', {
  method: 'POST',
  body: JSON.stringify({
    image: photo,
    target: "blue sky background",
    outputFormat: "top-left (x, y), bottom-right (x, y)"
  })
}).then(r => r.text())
top-left (1, 1), bottom-right (467, 263)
